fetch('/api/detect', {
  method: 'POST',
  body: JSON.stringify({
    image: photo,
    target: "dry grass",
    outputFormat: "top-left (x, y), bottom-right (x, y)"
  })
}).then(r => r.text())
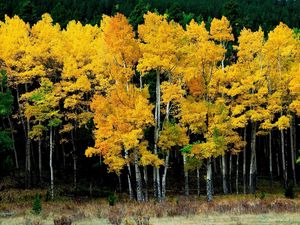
top-left (1, 189), bottom-right (300, 224)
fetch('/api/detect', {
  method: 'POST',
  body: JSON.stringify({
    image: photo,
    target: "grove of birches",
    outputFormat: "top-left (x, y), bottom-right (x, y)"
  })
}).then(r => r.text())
top-left (0, 10), bottom-right (299, 203)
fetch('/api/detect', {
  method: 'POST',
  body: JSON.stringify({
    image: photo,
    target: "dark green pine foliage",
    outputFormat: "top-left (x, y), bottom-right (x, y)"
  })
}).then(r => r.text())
top-left (0, 71), bottom-right (14, 173)
top-left (0, 0), bottom-right (298, 33)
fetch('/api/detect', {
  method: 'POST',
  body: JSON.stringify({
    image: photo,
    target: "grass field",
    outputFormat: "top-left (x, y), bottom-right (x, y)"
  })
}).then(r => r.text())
top-left (1, 213), bottom-right (300, 225)
top-left (1, 185), bottom-right (300, 225)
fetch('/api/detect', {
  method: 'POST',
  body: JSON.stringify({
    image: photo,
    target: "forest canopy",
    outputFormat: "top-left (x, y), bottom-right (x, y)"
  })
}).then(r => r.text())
top-left (0, 8), bottom-right (299, 203)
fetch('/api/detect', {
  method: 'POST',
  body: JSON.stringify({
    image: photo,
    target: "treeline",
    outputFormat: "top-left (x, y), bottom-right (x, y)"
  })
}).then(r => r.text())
top-left (0, 0), bottom-right (299, 32)
top-left (0, 12), bottom-right (299, 202)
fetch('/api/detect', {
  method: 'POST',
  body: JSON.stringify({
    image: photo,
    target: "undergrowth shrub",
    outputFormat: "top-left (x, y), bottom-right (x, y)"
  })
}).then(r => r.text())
top-left (107, 193), bottom-right (117, 206)
top-left (31, 194), bottom-right (42, 215)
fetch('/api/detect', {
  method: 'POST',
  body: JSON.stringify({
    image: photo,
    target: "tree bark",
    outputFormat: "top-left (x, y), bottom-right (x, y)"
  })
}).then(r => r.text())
top-left (207, 158), bottom-right (213, 202)
top-left (71, 130), bottom-right (77, 191)
top-left (183, 154), bottom-right (189, 196)
top-left (222, 154), bottom-right (228, 194)
top-left (249, 123), bottom-right (257, 194)
top-left (125, 152), bottom-right (134, 200)
top-left (269, 132), bottom-right (273, 189)
top-left (25, 118), bottom-right (31, 188)
top-left (134, 152), bottom-right (143, 202)
top-left (236, 154), bottom-right (239, 194)
top-left (280, 129), bottom-right (287, 188)
top-left (229, 154), bottom-right (232, 193)
top-left (153, 167), bottom-right (157, 199)
top-left (154, 70), bottom-right (161, 201)
top-left (49, 127), bottom-right (54, 200)
top-left (143, 166), bottom-right (148, 201)
top-left (290, 116), bottom-right (296, 185)
top-left (197, 165), bottom-right (200, 196)
top-left (161, 151), bottom-right (170, 199)
top-left (276, 152), bottom-right (280, 177)
top-left (127, 174), bottom-right (133, 200)
top-left (38, 139), bottom-right (42, 182)
top-left (243, 128), bottom-right (247, 194)
top-left (117, 174), bottom-right (122, 192)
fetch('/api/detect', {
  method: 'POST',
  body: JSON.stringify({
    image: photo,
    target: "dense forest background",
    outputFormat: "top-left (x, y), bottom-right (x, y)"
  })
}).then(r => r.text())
top-left (0, 0), bottom-right (299, 202)
top-left (0, 0), bottom-right (299, 31)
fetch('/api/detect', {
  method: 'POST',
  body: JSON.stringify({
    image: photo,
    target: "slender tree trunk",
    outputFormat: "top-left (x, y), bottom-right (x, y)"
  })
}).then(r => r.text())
top-left (290, 116), bottom-right (296, 185)
top-left (280, 129), bottom-right (287, 188)
top-left (161, 151), bottom-right (170, 199)
top-left (153, 167), bottom-right (157, 199)
top-left (38, 139), bottom-right (42, 182)
top-left (276, 152), bottom-right (280, 177)
top-left (207, 158), bottom-right (213, 202)
top-left (71, 130), bottom-right (77, 191)
top-left (222, 154), bottom-right (228, 194)
top-left (236, 154), bottom-right (239, 194)
top-left (249, 123), bottom-right (257, 194)
top-left (269, 132), bottom-right (273, 189)
top-left (229, 154), bottom-right (232, 193)
top-left (154, 70), bottom-right (161, 201)
top-left (134, 152), bottom-right (143, 202)
top-left (143, 166), bottom-right (148, 201)
top-left (25, 118), bottom-right (31, 188)
top-left (117, 174), bottom-right (122, 192)
top-left (7, 117), bottom-right (19, 169)
top-left (183, 154), bottom-right (189, 196)
top-left (127, 174), bottom-right (133, 200)
top-left (49, 127), bottom-right (54, 200)
top-left (212, 158), bottom-right (216, 195)
top-left (197, 165), bottom-right (200, 196)
top-left (243, 128), bottom-right (247, 194)
top-left (125, 152), bottom-right (134, 200)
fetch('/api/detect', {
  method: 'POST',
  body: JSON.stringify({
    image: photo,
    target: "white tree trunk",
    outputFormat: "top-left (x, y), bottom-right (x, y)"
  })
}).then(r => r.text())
top-left (290, 117), bottom-right (296, 185)
top-left (249, 123), bottom-right (257, 194)
top-left (49, 127), bottom-right (54, 200)
top-left (243, 128), bottom-right (247, 194)
top-left (281, 129), bottom-right (287, 188)
top-left (183, 154), bottom-right (189, 196)
top-left (222, 154), bottom-right (228, 194)
top-left (161, 151), bottom-right (170, 199)
top-left (143, 166), bottom-right (148, 201)
top-left (154, 70), bottom-right (161, 200)
top-left (269, 132), bottom-right (273, 188)
top-left (197, 166), bottom-right (200, 196)
top-left (236, 154), bottom-right (239, 194)
top-left (229, 154), bottom-right (232, 193)
top-left (25, 118), bottom-right (31, 188)
top-left (38, 139), bottom-right (42, 182)
top-left (134, 152), bottom-right (143, 202)
top-left (207, 158), bottom-right (213, 202)
top-left (71, 131), bottom-right (77, 191)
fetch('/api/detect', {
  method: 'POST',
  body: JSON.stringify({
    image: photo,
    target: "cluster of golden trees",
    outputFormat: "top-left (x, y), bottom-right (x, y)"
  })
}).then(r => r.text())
top-left (0, 12), bottom-right (299, 201)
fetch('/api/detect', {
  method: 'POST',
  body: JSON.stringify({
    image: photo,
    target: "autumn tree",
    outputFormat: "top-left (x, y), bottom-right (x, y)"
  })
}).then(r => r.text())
top-left (137, 12), bottom-right (185, 200)
top-left (21, 78), bottom-right (62, 200)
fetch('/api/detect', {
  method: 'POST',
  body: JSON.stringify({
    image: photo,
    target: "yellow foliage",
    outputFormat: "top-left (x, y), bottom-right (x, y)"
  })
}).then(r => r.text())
top-left (210, 16), bottom-right (234, 43)
top-left (275, 115), bottom-right (290, 130)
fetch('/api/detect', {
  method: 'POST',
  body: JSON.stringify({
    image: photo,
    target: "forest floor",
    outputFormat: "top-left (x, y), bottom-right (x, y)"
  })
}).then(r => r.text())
top-left (1, 213), bottom-right (300, 225)
top-left (1, 189), bottom-right (300, 225)
top-left (1, 179), bottom-right (300, 224)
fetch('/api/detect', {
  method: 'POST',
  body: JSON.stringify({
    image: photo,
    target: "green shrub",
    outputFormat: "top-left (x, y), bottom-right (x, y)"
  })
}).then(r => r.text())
top-left (32, 194), bottom-right (42, 214)
top-left (107, 193), bottom-right (117, 206)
